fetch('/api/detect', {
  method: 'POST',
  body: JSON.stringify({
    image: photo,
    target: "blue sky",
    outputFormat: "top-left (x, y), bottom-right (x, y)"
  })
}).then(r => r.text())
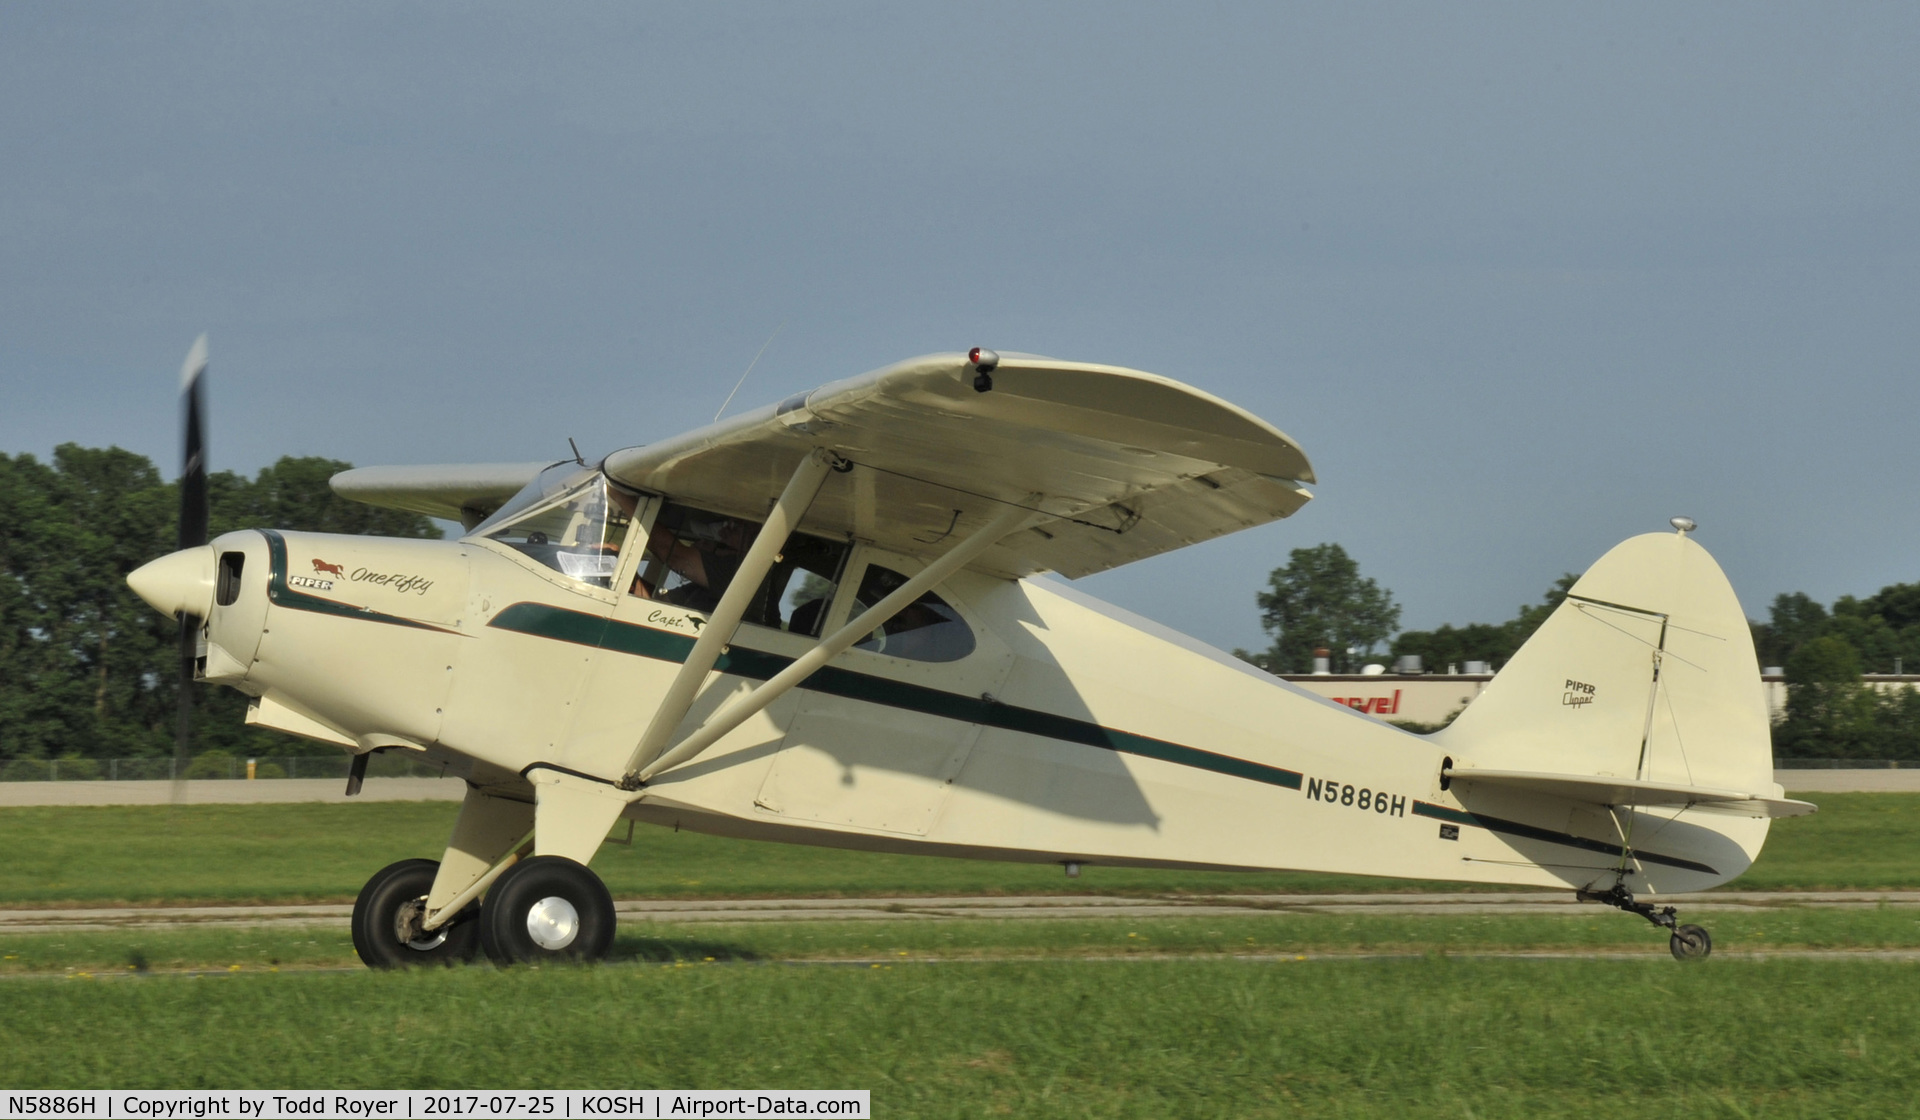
top-left (4, 3), bottom-right (1916, 655)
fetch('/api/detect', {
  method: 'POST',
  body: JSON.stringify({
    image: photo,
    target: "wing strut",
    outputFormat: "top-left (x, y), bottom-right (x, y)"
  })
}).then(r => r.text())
top-left (623, 499), bottom-right (1038, 788)
top-left (616, 448), bottom-right (840, 785)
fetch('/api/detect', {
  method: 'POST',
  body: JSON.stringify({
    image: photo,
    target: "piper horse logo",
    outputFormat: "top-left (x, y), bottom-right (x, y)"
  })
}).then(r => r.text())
top-left (312, 559), bottom-right (346, 578)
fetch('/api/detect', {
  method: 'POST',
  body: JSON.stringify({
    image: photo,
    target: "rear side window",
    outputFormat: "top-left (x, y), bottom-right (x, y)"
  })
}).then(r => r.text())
top-left (852, 565), bottom-right (975, 663)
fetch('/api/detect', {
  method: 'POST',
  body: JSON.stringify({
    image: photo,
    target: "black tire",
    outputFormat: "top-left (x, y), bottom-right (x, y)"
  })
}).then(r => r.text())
top-left (351, 858), bottom-right (480, 969)
top-left (1669, 923), bottom-right (1712, 961)
top-left (478, 855), bottom-right (616, 966)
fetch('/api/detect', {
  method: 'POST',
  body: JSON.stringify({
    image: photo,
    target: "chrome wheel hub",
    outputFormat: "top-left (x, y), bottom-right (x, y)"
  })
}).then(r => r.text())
top-left (525, 895), bottom-right (580, 950)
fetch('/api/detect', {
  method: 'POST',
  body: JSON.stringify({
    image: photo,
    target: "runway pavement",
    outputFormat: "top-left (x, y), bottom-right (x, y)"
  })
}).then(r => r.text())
top-left (1770, 768), bottom-right (1920, 792)
top-left (0, 776), bottom-right (463, 807)
top-left (0, 769), bottom-right (1912, 807)
top-left (3, 890), bottom-right (1915, 934)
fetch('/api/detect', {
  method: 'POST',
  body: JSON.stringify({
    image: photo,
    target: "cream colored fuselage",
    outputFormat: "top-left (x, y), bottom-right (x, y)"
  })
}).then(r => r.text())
top-left (207, 516), bottom-right (1763, 898)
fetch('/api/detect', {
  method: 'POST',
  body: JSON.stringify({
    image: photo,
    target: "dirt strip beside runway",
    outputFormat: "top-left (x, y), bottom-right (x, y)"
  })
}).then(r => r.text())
top-left (3, 890), bottom-right (1915, 934)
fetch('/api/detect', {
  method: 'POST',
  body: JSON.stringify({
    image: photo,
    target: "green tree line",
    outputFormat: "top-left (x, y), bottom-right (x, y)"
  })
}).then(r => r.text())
top-left (1243, 542), bottom-right (1920, 759)
top-left (1754, 588), bottom-right (1920, 760)
top-left (0, 445), bottom-right (439, 764)
top-left (1236, 543), bottom-right (1575, 676)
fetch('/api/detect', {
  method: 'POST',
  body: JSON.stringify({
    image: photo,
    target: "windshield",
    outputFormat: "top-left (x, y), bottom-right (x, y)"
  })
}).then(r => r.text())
top-left (469, 467), bottom-right (638, 589)
top-left (470, 461), bottom-right (590, 535)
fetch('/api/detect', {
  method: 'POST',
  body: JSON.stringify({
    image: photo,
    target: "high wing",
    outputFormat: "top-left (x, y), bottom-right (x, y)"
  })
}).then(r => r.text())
top-left (331, 461), bottom-right (556, 528)
top-left (328, 352), bottom-right (1315, 579)
top-left (601, 351), bottom-right (1315, 579)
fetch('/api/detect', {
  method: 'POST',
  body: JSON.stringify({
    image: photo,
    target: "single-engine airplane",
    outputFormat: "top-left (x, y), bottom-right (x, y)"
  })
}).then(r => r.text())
top-left (128, 342), bottom-right (1813, 968)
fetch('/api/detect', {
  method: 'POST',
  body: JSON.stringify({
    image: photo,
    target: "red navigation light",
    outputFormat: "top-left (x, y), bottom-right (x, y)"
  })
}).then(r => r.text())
top-left (966, 348), bottom-right (999, 392)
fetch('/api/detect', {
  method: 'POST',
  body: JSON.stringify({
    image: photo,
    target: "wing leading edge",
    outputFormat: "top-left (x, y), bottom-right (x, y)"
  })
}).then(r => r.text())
top-left (600, 352), bottom-right (1315, 579)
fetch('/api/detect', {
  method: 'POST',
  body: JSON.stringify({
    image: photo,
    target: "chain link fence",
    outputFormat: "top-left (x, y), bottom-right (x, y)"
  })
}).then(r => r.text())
top-left (0, 754), bottom-right (454, 782)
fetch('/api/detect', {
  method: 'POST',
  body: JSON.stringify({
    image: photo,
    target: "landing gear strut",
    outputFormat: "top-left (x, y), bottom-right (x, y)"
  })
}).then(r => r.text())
top-left (1576, 884), bottom-right (1712, 961)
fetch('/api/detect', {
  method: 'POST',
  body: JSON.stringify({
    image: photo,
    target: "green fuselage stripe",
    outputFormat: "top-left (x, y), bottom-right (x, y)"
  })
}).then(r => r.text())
top-left (487, 601), bottom-right (1305, 792)
top-left (1411, 800), bottom-right (1716, 875)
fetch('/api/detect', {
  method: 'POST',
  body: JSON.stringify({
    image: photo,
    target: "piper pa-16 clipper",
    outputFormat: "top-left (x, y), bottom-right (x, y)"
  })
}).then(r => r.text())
top-left (129, 342), bottom-right (1812, 968)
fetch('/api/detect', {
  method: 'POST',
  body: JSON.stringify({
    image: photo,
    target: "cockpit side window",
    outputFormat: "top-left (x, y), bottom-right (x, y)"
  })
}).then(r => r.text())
top-left (630, 501), bottom-right (849, 637)
top-left (471, 470), bottom-right (637, 589)
top-left (851, 564), bottom-right (976, 663)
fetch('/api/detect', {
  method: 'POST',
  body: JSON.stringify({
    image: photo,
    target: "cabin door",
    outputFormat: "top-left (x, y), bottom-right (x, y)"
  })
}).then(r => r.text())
top-left (752, 549), bottom-right (1012, 837)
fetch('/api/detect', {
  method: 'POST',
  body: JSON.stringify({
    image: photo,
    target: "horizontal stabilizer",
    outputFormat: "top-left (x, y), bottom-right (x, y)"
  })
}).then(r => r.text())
top-left (1444, 767), bottom-right (1816, 819)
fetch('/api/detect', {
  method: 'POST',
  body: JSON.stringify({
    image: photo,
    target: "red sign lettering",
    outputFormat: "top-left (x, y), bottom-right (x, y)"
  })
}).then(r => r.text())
top-left (1332, 689), bottom-right (1402, 716)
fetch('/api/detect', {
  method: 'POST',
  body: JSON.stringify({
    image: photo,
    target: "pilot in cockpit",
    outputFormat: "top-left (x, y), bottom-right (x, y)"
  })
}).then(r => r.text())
top-left (630, 509), bottom-right (751, 612)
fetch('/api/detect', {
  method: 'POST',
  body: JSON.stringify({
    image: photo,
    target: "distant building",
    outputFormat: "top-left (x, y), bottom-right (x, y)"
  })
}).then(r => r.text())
top-left (1280, 670), bottom-right (1492, 726)
top-left (1282, 668), bottom-right (1920, 727)
top-left (1760, 671), bottom-right (1920, 723)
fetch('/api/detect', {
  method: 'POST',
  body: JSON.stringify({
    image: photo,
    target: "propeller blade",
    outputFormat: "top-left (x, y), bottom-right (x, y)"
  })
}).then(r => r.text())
top-left (178, 334), bottom-right (209, 550)
top-left (176, 615), bottom-right (197, 780)
top-left (174, 334), bottom-right (209, 788)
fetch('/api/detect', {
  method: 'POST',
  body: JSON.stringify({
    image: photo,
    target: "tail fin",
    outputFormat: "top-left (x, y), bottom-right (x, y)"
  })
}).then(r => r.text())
top-left (1429, 531), bottom-right (1813, 892)
top-left (1435, 531), bottom-right (1775, 797)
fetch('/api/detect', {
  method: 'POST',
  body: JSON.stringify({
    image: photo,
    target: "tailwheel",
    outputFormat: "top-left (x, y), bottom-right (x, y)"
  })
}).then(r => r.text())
top-left (1670, 923), bottom-right (1712, 961)
top-left (478, 855), bottom-right (616, 965)
top-left (1577, 884), bottom-right (1712, 963)
top-left (351, 858), bottom-right (480, 969)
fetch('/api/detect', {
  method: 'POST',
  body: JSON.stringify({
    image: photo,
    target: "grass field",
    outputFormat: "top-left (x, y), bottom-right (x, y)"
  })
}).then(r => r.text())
top-left (3, 957), bottom-right (1917, 1116)
top-left (3, 795), bottom-right (1917, 1111)
top-left (2, 792), bottom-right (1914, 906)
top-left (5, 907), bottom-right (1920, 977)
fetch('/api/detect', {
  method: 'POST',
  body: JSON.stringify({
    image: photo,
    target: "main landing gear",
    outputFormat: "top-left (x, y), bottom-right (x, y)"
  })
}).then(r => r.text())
top-left (351, 855), bottom-right (617, 968)
top-left (1576, 884), bottom-right (1712, 961)
top-left (477, 855), bottom-right (617, 965)
top-left (351, 859), bottom-right (481, 969)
